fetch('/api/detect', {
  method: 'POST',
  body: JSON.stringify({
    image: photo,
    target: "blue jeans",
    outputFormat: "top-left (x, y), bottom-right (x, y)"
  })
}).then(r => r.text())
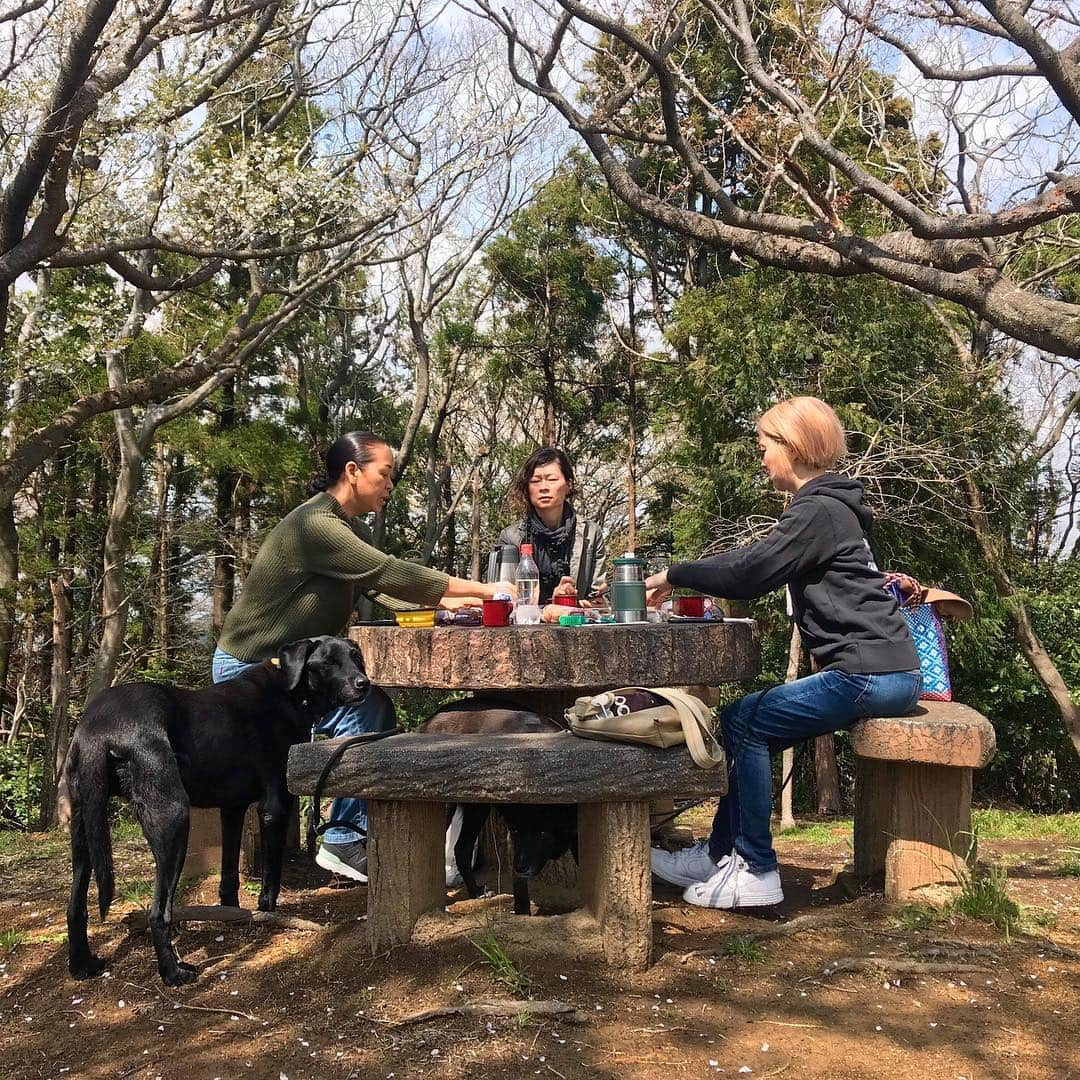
top-left (212, 646), bottom-right (392, 844)
top-left (708, 669), bottom-right (921, 871)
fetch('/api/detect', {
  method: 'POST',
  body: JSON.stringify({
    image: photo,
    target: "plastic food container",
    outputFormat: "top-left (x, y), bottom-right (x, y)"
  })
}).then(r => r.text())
top-left (395, 609), bottom-right (437, 628)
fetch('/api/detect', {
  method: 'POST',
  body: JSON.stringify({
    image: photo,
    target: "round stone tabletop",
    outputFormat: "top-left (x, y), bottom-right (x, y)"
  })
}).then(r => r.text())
top-left (350, 620), bottom-right (760, 691)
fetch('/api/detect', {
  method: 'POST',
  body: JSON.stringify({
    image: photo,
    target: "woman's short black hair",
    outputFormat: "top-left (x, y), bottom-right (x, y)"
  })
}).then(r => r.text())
top-left (509, 447), bottom-right (576, 514)
top-left (308, 431), bottom-right (390, 496)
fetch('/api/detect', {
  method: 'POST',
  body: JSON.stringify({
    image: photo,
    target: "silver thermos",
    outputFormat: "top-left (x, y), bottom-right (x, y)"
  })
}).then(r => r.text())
top-left (486, 544), bottom-right (520, 586)
top-left (611, 551), bottom-right (647, 623)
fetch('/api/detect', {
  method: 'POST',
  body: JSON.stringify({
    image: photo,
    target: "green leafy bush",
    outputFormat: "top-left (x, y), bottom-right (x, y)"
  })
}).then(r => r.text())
top-left (0, 740), bottom-right (42, 830)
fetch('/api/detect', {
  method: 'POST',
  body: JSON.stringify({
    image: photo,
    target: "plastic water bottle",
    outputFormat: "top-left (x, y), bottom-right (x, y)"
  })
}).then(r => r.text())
top-left (514, 543), bottom-right (541, 622)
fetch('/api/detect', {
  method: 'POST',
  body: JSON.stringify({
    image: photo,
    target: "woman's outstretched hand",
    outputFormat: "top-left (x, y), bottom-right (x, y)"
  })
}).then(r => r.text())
top-left (645, 569), bottom-right (673, 608)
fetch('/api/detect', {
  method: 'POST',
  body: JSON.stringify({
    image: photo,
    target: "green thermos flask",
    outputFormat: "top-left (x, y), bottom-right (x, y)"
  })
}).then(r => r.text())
top-left (612, 552), bottom-right (647, 623)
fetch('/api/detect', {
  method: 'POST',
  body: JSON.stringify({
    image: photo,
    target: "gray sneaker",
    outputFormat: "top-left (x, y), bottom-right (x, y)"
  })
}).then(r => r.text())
top-left (316, 838), bottom-right (368, 883)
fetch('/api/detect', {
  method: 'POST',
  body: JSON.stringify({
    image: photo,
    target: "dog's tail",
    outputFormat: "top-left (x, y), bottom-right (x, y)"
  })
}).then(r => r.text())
top-left (66, 736), bottom-right (114, 919)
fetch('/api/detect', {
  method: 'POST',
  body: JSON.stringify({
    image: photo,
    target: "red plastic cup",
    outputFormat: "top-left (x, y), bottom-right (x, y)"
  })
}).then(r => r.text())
top-left (674, 594), bottom-right (706, 618)
top-left (482, 599), bottom-right (513, 627)
top-left (553, 595), bottom-right (578, 607)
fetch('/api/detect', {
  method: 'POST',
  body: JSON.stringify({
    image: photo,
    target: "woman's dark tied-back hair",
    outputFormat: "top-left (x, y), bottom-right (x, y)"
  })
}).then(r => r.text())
top-left (308, 431), bottom-right (389, 496)
top-left (509, 447), bottom-right (576, 514)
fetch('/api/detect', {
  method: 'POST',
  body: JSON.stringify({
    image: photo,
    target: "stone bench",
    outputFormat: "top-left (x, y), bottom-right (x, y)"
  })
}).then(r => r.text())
top-left (850, 701), bottom-right (996, 900)
top-left (288, 731), bottom-right (728, 970)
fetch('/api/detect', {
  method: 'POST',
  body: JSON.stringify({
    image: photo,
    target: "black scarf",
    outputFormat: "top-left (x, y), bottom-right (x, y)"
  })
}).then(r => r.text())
top-left (525, 504), bottom-right (577, 602)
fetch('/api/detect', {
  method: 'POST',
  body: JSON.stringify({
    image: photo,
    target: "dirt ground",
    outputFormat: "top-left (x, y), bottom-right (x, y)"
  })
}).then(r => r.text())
top-left (1, 818), bottom-right (1078, 1080)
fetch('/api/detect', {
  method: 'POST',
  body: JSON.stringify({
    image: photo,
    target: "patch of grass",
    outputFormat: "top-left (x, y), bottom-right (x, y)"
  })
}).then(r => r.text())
top-left (117, 878), bottom-right (154, 905)
top-left (243, 880), bottom-right (262, 896)
top-left (947, 864), bottom-right (1020, 933)
top-left (0, 927), bottom-right (29, 952)
top-left (719, 935), bottom-right (766, 964)
top-left (1021, 907), bottom-right (1057, 930)
top-left (111, 814), bottom-right (143, 841)
top-left (971, 809), bottom-right (1080, 841)
top-left (0, 831), bottom-right (66, 867)
top-left (776, 820), bottom-right (853, 843)
top-left (30, 931), bottom-right (67, 947)
top-left (470, 933), bottom-right (530, 997)
top-left (1055, 849), bottom-right (1080, 877)
top-left (893, 904), bottom-right (945, 931)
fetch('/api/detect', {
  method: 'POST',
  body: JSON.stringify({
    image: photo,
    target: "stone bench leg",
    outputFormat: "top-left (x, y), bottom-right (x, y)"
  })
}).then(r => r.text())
top-left (578, 800), bottom-right (651, 970)
top-left (366, 799), bottom-right (446, 955)
top-left (854, 758), bottom-right (973, 900)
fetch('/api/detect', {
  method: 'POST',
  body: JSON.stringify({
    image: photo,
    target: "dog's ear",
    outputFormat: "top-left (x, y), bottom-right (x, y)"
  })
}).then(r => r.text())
top-left (277, 638), bottom-right (318, 692)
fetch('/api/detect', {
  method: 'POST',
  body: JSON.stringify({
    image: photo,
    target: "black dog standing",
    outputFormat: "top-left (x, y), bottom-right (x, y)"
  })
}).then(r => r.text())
top-left (65, 636), bottom-right (372, 986)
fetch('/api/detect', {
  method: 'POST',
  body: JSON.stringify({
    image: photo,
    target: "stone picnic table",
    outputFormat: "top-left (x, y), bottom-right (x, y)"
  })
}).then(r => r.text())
top-left (288, 620), bottom-right (760, 968)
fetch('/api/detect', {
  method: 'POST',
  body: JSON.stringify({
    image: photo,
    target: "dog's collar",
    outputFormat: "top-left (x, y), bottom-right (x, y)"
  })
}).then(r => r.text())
top-left (266, 656), bottom-right (317, 711)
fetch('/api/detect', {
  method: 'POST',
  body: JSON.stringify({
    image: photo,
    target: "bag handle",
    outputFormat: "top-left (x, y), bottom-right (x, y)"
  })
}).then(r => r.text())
top-left (562, 686), bottom-right (725, 769)
top-left (882, 571), bottom-right (927, 608)
top-left (651, 687), bottom-right (726, 769)
top-left (584, 686), bottom-right (725, 769)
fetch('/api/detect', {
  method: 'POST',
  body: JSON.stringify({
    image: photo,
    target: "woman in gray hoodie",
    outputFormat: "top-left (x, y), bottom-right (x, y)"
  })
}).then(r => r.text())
top-left (648, 397), bottom-right (921, 909)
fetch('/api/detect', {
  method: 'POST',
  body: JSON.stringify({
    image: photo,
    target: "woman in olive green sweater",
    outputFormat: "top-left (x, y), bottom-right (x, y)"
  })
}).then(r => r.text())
top-left (213, 431), bottom-right (503, 882)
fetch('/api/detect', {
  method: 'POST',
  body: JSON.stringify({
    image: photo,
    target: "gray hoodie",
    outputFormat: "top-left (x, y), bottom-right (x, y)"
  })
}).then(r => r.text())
top-left (667, 474), bottom-right (919, 674)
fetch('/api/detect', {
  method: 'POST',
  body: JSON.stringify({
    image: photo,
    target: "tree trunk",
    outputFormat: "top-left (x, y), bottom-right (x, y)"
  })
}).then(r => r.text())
top-left (211, 377), bottom-right (236, 633)
top-left (237, 478), bottom-right (253, 588)
top-left (470, 467), bottom-right (482, 580)
top-left (140, 449), bottom-right (165, 655)
top-left (156, 446), bottom-right (172, 661)
top-left (0, 501), bottom-right (17, 711)
top-left (442, 461), bottom-right (455, 574)
top-left (625, 248), bottom-right (638, 551)
top-left (88, 443), bottom-right (144, 697)
top-left (814, 735), bottom-right (843, 814)
top-left (74, 451), bottom-right (109, 686)
top-left (965, 478), bottom-right (1080, 758)
top-left (41, 568), bottom-right (73, 827)
top-left (164, 452), bottom-right (186, 663)
top-left (780, 624), bottom-right (802, 831)
top-left (0, 272), bottom-right (52, 709)
top-left (542, 348), bottom-right (557, 446)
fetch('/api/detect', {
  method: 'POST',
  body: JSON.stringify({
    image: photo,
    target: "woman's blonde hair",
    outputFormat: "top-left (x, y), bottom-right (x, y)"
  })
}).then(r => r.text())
top-left (757, 397), bottom-right (846, 469)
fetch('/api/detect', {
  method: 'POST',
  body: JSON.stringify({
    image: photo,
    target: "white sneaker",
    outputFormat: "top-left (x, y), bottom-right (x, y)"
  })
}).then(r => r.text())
top-left (651, 840), bottom-right (731, 887)
top-left (682, 854), bottom-right (783, 909)
top-left (445, 807), bottom-right (465, 887)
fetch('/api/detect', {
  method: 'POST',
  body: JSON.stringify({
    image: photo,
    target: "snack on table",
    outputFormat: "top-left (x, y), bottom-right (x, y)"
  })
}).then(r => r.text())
top-left (436, 607), bottom-right (484, 626)
top-left (396, 609), bottom-right (437, 628)
top-left (541, 603), bottom-right (569, 623)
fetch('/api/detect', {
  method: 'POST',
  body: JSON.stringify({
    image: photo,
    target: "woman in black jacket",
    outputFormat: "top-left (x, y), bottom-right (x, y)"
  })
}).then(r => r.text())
top-left (648, 397), bottom-right (921, 909)
top-left (496, 447), bottom-right (606, 603)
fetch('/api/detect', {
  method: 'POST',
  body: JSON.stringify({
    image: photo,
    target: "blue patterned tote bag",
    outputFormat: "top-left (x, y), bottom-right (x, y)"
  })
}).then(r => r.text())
top-left (883, 574), bottom-right (972, 702)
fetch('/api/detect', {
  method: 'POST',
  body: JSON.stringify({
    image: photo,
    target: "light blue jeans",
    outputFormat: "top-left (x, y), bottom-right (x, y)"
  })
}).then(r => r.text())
top-left (211, 646), bottom-right (391, 843)
top-left (710, 669), bottom-right (922, 871)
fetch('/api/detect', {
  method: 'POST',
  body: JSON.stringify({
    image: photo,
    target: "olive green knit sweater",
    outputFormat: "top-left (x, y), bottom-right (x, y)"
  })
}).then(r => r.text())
top-left (217, 493), bottom-right (449, 661)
